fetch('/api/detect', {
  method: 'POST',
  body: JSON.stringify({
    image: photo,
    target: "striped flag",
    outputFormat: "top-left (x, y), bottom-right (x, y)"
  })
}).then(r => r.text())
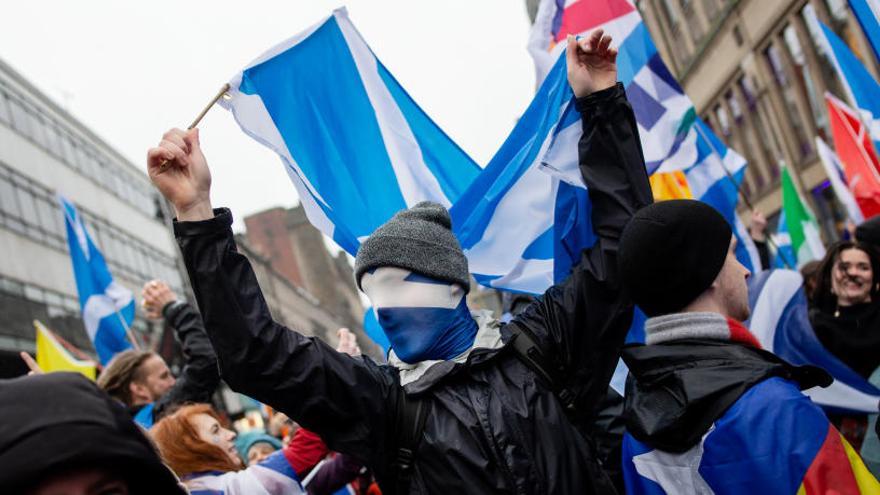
top-left (220, 8), bottom-right (480, 256)
top-left (780, 165), bottom-right (826, 267)
top-left (848, 0), bottom-right (880, 62)
top-left (747, 269), bottom-right (880, 413)
top-left (60, 195), bottom-right (135, 365)
top-left (826, 92), bottom-right (880, 219)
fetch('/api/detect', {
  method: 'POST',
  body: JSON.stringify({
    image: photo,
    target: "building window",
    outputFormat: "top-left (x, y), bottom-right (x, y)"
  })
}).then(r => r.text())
top-left (0, 91), bottom-right (11, 125)
top-left (783, 23), bottom-right (830, 141)
top-left (726, 91), bottom-right (743, 123)
top-left (714, 104), bottom-right (731, 136)
top-left (764, 43), bottom-right (813, 158)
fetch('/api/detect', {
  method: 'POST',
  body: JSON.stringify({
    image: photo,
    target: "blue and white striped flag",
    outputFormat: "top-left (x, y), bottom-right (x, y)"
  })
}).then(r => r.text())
top-left (772, 211), bottom-right (798, 269)
top-left (747, 269), bottom-right (880, 413)
top-left (59, 196), bottom-right (134, 365)
top-left (806, 5), bottom-right (880, 154)
top-left (848, 0), bottom-right (880, 62)
top-left (220, 8), bottom-right (480, 256)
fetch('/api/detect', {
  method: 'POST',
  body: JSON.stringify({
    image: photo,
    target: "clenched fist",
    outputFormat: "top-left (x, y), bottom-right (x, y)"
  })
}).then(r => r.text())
top-left (566, 29), bottom-right (619, 98)
top-left (146, 128), bottom-right (213, 221)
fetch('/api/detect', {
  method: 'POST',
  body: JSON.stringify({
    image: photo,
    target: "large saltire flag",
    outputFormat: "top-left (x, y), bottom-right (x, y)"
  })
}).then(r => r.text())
top-left (847, 0), bottom-right (880, 77)
top-left (34, 320), bottom-right (96, 380)
top-left (60, 195), bottom-right (135, 365)
top-left (507, 0), bottom-right (758, 295)
top-left (816, 136), bottom-right (866, 225)
top-left (747, 269), bottom-right (880, 414)
top-left (780, 166), bottom-right (827, 267)
top-left (826, 92), bottom-right (880, 218)
top-left (219, 8), bottom-right (480, 256)
top-left (806, 5), bottom-right (880, 155)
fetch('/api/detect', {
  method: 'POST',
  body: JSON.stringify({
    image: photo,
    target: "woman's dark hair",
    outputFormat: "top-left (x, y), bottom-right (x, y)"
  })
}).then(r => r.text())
top-left (810, 240), bottom-right (880, 310)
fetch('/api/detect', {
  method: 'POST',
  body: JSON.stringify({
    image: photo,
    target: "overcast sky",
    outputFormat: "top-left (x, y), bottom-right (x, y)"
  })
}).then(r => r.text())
top-left (0, 1), bottom-right (535, 235)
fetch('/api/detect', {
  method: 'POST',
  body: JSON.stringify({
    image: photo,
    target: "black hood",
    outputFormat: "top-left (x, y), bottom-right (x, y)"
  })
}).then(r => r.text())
top-left (0, 372), bottom-right (185, 494)
top-left (621, 340), bottom-right (831, 453)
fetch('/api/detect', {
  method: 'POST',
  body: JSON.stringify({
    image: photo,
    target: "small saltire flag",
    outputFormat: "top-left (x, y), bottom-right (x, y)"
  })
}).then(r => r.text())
top-left (847, 0), bottom-right (880, 72)
top-left (816, 136), bottom-right (867, 224)
top-left (780, 166), bottom-right (826, 267)
top-left (60, 195), bottom-right (135, 364)
top-left (220, 8), bottom-right (480, 256)
top-left (806, 5), bottom-right (880, 153)
top-left (34, 320), bottom-right (96, 380)
top-left (826, 92), bottom-right (880, 218)
top-left (773, 211), bottom-right (798, 269)
top-left (747, 270), bottom-right (880, 413)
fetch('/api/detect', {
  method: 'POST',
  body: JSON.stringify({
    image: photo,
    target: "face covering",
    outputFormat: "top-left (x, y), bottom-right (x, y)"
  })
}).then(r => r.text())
top-left (361, 267), bottom-right (478, 364)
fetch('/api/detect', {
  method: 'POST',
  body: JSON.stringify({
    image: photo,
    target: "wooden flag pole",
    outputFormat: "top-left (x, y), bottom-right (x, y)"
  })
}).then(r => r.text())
top-left (158, 83), bottom-right (231, 172)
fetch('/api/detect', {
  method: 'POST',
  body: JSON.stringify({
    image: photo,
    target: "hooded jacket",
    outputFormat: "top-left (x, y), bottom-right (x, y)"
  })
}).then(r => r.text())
top-left (173, 83), bottom-right (652, 494)
top-left (619, 314), bottom-right (879, 494)
top-left (0, 372), bottom-right (185, 494)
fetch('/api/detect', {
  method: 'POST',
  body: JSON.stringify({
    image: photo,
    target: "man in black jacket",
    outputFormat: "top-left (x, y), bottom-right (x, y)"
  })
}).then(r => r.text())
top-left (146, 30), bottom-right (651, 494)
top-left (96, 279), bottom-right (220, 427)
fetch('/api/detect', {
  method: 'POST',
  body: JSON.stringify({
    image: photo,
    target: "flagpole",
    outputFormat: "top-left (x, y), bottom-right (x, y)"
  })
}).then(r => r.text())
top-left (115, 309), bottom-right (141, 350)
top-left (157, 83), bottom-right (231, 172)
top-left (692, 123), bottom-right (793, 269)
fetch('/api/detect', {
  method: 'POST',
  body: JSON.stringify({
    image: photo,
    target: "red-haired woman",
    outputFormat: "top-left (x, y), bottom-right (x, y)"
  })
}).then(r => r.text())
top-left (153, 403), bottom-right (366, 495)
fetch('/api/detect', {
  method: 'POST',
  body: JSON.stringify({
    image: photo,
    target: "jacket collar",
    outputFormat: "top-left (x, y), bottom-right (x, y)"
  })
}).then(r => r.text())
top-left (389, 310), bottom-right (504, 393)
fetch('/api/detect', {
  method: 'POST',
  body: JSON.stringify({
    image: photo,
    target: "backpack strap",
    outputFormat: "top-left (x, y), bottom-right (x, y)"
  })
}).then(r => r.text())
top-left (507, 323), bottom-right (579, 415)
top-left (393, 391), bottom-right (430, 493)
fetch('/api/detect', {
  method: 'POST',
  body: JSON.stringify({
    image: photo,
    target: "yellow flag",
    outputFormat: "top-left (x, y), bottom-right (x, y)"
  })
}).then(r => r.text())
top-left (650, 171), bottom-right (694, 201)
top-left (34, 320), bottom-right (96, 380)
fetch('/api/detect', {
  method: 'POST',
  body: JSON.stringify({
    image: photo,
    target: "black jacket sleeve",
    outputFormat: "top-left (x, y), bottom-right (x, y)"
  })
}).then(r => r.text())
top-left (152, 301), bottom-right (221, 419)
top-left (753, 239), bottom-right (770, 271)
top-left (857, 215), bottom-right (880, 249)
top-left (507, 83), bottom-right (652, 423)
top-left (173, 212), bottom-right (396, 462)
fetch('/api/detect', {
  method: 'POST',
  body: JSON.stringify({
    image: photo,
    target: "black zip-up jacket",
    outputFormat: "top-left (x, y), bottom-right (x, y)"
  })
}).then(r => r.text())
top-left (173, 83), bottom-right (652, 494)
top-left (134, 301), bottom-right (220, 421)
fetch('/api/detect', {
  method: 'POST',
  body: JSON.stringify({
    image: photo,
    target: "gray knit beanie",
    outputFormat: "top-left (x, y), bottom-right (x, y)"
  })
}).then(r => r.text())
top-left (355, 201), bottom-right (470, 292)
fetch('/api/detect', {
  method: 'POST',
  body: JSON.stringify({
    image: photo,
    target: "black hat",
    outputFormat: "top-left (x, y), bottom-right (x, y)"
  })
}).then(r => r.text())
top-left (0, 372), bottom-right (185, 494)
top-left (619, 200), bottom-right (732, 317)
top-left (355, 201), bottom-right (470, 291)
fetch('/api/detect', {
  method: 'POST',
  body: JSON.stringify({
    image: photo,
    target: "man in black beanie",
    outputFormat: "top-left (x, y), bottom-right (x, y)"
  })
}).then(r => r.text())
top-left (0, 372), bottom-right (185, 494)
top-left (146, 29), bottom-right (652, 493)
top-left (616, 200), bottom-right (878, 493)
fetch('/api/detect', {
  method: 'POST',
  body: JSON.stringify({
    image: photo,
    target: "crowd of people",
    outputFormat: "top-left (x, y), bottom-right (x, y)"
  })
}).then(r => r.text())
top-left (4, 29), bottom-right (880, 494)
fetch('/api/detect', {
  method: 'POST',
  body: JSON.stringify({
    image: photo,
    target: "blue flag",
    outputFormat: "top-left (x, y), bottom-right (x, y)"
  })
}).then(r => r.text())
top-left (848, 0), bottom-right (880, 62)
top-left (60, 196), bottom-right (134, 364)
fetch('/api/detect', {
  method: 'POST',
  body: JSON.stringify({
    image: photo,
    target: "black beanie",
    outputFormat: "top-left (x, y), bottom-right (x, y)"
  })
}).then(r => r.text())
top-left (619, 200), bottom-right (732, 317)
top-left (355, 201), bottom-right (470, 291)
top-left (0, 372), bottom-right (185, 494)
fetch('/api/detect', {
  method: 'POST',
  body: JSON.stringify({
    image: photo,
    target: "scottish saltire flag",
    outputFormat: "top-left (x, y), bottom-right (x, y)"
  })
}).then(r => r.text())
top-left (780, 166), bottom-right (826, 267)
top-left (848, 0), bottom-right (880, 62)
top-left (816, 136), bottom-right (866, 224)
top-left (826, 92), bottom-right (880, 218)
top-left (772, 211), bottom-right (798, 269)
top-left (748, 269), bottom-right (880, 413)
top-left (59, 196), bottom-right (134, 365)
top-left (220, 8), bottom-right (480, 256)
top-left (622, 376), bottom-right (880, 494)
top-left (806, 5), bottom-right (880, 153)
top-left (187, 450), bottom-right (304, 495)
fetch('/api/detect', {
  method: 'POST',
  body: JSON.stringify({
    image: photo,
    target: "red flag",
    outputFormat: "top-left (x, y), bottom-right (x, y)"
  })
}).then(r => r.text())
top-left (826, 93), bottom-right (880, 219)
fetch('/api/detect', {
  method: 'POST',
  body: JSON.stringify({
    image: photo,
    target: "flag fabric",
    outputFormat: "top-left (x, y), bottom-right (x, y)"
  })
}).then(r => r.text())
top-left (816, 136), bottom-right (867, 224)
top-left (34, 320), bottom-right (96, 380)
top-left (220, 8), bottom-right (480, 257)
top-left (847, 0), bottom-right (880, 69)
top-left (747, 269), bottom-right (880, 413)
top-left (772, 211), bottom-right (798, 269)
top-left (622, 376), bottom-right (880, 494)
top-left (826, 92), bottom-right (880, 218)
top-left (60, 195), bottom-right (134, 365)
top-left (806, 6), bottom-right (880, 154)
top-left (780, 166), bottom-right (827, 267)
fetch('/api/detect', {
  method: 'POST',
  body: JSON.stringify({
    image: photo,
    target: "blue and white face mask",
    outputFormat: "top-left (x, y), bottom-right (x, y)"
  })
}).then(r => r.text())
top-left (361, 267), bottom-right (478, 364)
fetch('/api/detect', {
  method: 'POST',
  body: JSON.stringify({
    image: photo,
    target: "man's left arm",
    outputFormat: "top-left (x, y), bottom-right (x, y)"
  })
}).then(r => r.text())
top-left (509, 31), bottom-right (652, 419)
